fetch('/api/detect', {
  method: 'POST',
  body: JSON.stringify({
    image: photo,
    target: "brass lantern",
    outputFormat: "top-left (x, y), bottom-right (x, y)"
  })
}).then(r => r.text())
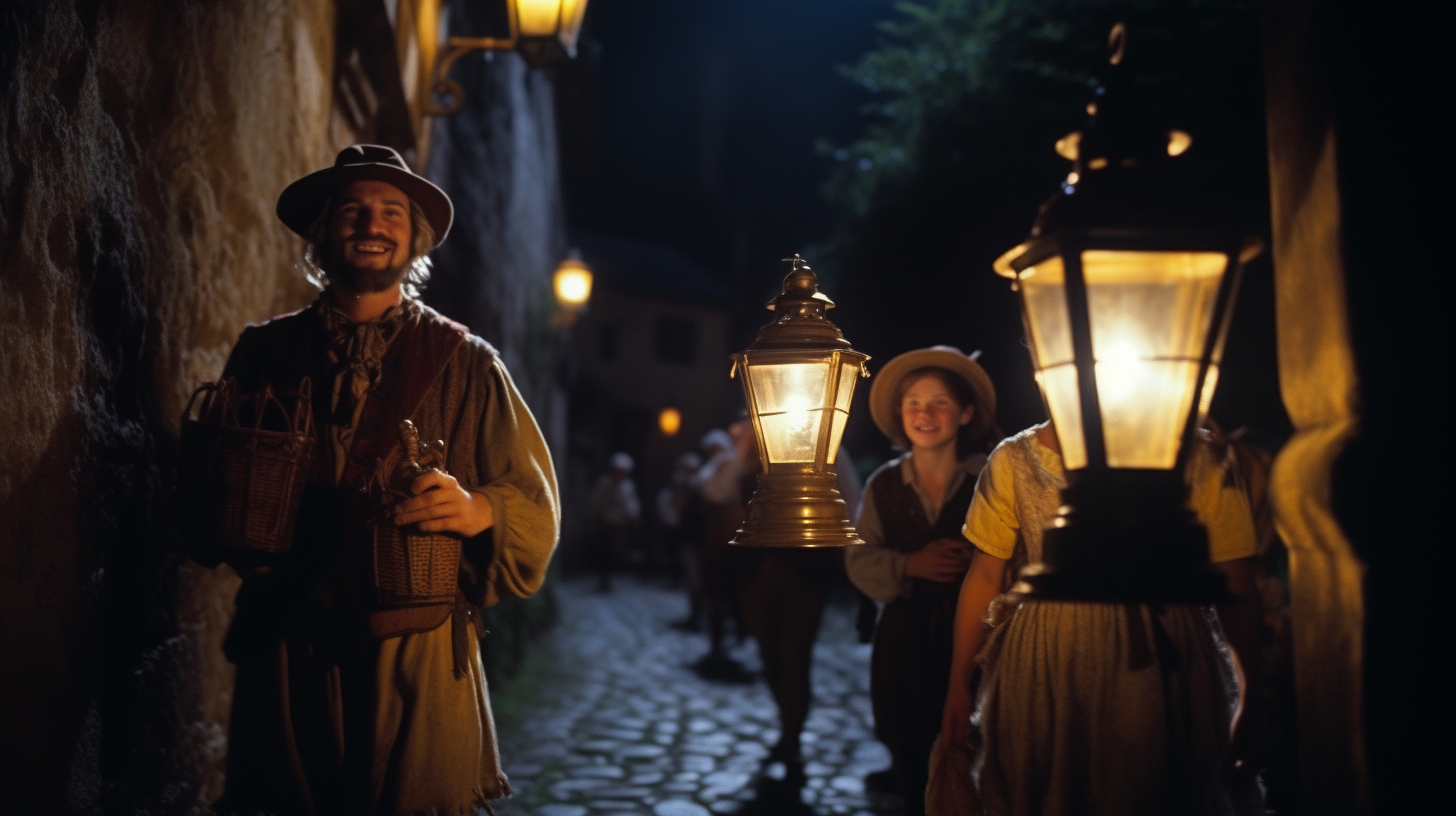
top-left (994, 24), bottom-right (1262, 603)
top-left (730, 255), bottom-right (869, 548)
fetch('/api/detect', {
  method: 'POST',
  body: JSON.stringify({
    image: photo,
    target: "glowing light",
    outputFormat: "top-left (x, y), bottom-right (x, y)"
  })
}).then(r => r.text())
top-left (658, 406), bottom-right (682, 437)
top-left (552, 254), bottom-right (593, 311)
top-left (1055, 132), bottom-right (1081, 161)
top-left (1167, 129), bottom-right (1193, 157)
top-left (1094, 340), bottom-right (1147, 405)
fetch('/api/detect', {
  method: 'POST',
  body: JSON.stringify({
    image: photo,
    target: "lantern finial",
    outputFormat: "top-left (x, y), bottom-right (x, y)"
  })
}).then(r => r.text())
top-left (749, 255), bottom-right (850, 350)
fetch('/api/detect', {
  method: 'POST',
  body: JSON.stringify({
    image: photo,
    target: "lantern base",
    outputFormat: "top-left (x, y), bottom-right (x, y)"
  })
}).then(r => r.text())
top-left (731, 470), bottom-right (863, 548)
top-left (1012, 472), bottom-right (1232, 605)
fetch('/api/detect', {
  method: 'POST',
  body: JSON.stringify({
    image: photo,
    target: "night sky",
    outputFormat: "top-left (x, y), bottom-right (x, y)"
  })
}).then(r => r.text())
top-left (562, 0), bottom-right (896, 286)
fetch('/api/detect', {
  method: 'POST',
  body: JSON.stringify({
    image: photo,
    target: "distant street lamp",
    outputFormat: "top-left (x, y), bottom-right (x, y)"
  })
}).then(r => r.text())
top-left (428, 0), bottom-right (592, 114)
top-left (658, 406), bottom-right (682, 438)
top-left (730, 255), bottom-right (868, 548)
top-left (994, 23), bottom-right (1262, 603)
top-left (551, 249), bottom-right (593, 326)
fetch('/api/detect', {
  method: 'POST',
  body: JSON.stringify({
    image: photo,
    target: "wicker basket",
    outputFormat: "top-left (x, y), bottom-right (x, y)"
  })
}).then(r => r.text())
top-left (371, 526), bottom-right (461, 606)
top-left (179, 378), bottom-right (315, 554)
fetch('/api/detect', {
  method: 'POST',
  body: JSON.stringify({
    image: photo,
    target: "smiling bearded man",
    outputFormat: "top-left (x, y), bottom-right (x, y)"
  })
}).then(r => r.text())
top-left (192, 145), bottom-right (560, 815)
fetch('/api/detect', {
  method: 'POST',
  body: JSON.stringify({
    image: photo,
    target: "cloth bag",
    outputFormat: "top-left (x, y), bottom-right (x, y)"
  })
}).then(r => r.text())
top-left (926, 734), bottom-right (981, 816)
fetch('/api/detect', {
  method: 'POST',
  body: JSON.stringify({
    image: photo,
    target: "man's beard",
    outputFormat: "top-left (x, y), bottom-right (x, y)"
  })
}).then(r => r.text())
top-left (325, 253), bottom-right (411, 294)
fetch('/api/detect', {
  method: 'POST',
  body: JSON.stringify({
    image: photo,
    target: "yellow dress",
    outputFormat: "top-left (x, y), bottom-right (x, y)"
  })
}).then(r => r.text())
top-left (961, 424), bottom-right (1255, 816)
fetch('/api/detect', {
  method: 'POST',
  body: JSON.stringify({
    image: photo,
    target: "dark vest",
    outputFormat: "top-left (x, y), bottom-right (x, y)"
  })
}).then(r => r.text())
top-left (869, 460), bottom-right (978, 613)
top-left (870, 460), bottom-right (977, 555)
top-left (220, 303), bottom-right (467, 654)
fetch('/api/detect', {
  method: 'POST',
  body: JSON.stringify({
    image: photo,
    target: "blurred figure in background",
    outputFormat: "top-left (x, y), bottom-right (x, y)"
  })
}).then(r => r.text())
top-left (692, 420), bottom-right (755, 679)
top-left (741, 442), bottom-right (863, 780)
top-left (589, 452), bottom-right (640, 592)
top-left (659, 451), bottom-right (704, 629)
top-left (847, 347), bottom-right (1000, 816)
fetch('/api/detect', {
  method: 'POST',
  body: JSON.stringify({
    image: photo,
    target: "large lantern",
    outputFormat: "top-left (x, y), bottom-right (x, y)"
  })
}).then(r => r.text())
top-left (994, 24), bottom-right (1262, 603)
top-left (730, 256), bottom-right (869, 548)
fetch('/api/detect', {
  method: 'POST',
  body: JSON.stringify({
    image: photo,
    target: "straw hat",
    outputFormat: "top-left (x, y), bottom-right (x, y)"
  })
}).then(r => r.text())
top-left (276, 144), bottom-right (453, 245)
top-left (868, 346), bottom-right (997, 448)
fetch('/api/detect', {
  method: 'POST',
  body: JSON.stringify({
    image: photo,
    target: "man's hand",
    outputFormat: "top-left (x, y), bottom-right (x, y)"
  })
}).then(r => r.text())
top-left (393, 469), bottom-right (494, 538)
top-left (904, 537), bottom-right (973, 583)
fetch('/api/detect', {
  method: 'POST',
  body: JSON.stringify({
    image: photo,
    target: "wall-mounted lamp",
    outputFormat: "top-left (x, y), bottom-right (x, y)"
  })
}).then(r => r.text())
top-left (551, 249), bottom-right (593, 326)
top-left (428, 0), bottom-right (591, 115)
top-left (729, 255), bottom-right (869, 548)
top-left (995, 23), bottom-right (1262, 604)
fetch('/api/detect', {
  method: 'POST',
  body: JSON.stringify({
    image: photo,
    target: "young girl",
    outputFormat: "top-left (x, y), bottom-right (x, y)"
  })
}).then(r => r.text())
top-left (939, 422), bottom-right (1264, 815)
top-left (846, 346), bottom-right (1001, 816)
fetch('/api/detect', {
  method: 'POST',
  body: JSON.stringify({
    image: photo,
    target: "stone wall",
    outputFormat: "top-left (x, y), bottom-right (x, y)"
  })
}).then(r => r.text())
top-left (5, 1), bottom-right (566, 810)
top-left (2, 1), bottom-right (363, 810)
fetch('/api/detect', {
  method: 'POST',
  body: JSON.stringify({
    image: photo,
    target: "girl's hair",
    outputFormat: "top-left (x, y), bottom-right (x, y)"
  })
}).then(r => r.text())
top-left (895, 366), bottom-right (1002, 458)
top-left (301, 197), bottom-right (436, 298)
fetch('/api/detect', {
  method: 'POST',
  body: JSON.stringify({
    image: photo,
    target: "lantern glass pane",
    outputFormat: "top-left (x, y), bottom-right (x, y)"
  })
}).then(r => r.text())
top-left (748, 362), bottom-right (830, 464)
top-left (1020, 257), bottom-right (1075, 368)
top-left (825, 360), bottom-right (860, 465)
top-left (834, 361), bottom-right (859, 413)
top-left (1082, 250), bottom-right (1228, 469)
top-left (1197, 364), bottom-right (1219, 423)
top-left (828, 410), bottom-right (848, 464)
top-left (557, 0), bottom-right (590, 47)
top-left (517, 0), bottom-right (564, 37)
top-left (1020, 256), bottom-right (1087, 469)
top-left (1036, 365), bottom-right (1087, 470)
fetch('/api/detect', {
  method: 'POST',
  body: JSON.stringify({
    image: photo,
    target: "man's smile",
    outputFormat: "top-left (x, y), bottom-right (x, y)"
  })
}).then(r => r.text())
top-left (348, 238), bottom-right (396, 254)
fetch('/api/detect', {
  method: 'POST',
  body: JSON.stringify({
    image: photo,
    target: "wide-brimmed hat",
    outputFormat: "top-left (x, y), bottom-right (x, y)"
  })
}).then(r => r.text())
top-left (869, 346), bottom-right (997, 448)
top-left (276, 145), bottom-right (453, 246)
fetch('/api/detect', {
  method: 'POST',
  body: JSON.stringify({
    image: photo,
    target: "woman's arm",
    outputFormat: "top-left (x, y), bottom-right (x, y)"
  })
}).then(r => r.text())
top-left (939, 548), bottom-right (1007, 750)
top-left (1214, 555), bottom-right (1265, 776)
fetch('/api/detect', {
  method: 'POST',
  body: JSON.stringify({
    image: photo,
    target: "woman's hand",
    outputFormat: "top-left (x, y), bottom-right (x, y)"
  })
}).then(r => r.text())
top-left (940, 683), bottom-right (976, 753)
top-left (904, 537), bottom-right (973, 583)
top-left (393, 469), bottom-right (494, 538)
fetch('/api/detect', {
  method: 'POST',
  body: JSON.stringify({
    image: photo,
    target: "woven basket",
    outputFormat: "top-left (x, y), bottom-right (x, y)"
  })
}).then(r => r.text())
top-left (179, 378), bottom-right (314, 554)
top-left (372, 526), bottom-right (461, 606)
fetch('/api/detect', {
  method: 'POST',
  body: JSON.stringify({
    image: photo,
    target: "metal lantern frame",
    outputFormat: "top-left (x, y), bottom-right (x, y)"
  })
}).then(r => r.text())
top-left (995, 228), bottom-right (1261, 477)
top-left (729, 256), bottom-right (869, 548)
top-left (994, 23), bottom-right (1263, 604)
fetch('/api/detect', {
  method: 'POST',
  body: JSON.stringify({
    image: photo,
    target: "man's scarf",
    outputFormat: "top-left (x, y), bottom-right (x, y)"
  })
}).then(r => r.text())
top-left (315, 293), bottom-right (419, 426)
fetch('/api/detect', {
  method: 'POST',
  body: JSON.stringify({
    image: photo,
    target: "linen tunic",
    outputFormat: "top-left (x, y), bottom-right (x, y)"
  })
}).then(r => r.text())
top-left (962, 425), bottom-right (1255, 816)
top-left (208, 297), bottom-right (558, 815)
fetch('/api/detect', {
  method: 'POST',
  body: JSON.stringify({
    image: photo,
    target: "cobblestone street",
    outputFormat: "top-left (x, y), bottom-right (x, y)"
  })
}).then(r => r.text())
top-left (490, 577), bottom-right (905, 816)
